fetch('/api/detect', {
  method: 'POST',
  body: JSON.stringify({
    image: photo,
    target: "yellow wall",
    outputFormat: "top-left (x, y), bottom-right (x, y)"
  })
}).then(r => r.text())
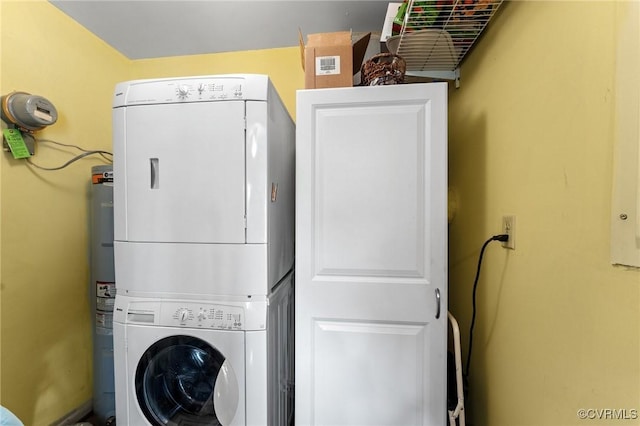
top-left (0, 1), bottom-right (130, 424)
top-left (448, 1), bottom-right (640, 425)
top-left (0, 2), bottom-right (303, 425)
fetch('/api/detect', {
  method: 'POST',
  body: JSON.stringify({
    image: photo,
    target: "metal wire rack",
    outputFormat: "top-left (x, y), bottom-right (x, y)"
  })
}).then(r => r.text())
top-left (386, 0), bottom-right (504, 87)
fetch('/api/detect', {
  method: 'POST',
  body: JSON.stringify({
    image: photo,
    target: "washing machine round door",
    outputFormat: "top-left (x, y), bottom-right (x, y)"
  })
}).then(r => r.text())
top-left (135, 335), bottom-right (240, 426)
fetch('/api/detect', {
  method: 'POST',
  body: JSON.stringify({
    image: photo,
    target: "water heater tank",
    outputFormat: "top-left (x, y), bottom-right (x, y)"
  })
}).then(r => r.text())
top-left (89, 165), bottom-right (116, 425)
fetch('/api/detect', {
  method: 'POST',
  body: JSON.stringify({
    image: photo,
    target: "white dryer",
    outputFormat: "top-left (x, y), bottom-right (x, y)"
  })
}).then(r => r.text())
top-left (114, 272), bottom-right (294, 425)
top-left (112, 74), bottom-right (295, 300)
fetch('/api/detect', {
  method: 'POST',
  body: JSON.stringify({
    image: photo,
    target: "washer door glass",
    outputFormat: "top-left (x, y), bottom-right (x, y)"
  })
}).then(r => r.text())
top-left (135, 335), bottom-right (239, 426)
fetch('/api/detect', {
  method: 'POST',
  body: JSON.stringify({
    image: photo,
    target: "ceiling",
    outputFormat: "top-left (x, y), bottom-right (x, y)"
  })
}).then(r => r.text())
top-left (49, 1), bottom-right (390, 60)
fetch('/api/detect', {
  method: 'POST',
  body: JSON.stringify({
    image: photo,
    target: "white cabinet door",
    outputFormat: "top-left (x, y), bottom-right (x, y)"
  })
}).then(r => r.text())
top-left (295, 84), bottom-right (448, 426)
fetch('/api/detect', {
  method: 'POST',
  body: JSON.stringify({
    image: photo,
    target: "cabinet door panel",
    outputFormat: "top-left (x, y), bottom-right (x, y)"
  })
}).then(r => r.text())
top-left (296, 83), bottom-right (448, 426)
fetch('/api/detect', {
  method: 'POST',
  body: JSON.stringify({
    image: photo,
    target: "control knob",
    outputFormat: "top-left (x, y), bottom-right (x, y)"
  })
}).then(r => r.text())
top-left (177, 85), bottom-right (190, 99)
top-left (178, 308), bottom-right (189, 322)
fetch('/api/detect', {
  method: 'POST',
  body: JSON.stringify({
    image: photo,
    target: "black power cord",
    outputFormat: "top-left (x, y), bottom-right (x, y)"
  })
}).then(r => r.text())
top-left (463, 233), bottom-right (509, 380)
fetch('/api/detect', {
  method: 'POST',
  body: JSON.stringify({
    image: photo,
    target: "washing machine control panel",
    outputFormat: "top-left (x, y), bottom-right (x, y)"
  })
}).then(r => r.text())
top-left (115, 296), bottom-right (267, 331)
top-left (167, 302), bottom-right (244, 330)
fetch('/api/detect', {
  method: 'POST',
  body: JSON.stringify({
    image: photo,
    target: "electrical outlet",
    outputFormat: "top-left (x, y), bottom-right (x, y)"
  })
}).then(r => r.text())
top-left (502, 215), bottom-right (516, 249)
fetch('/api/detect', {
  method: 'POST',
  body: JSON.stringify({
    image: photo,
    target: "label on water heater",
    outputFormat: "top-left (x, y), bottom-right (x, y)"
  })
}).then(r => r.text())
top-left (92, 170), bottom-right (113, 185)
top-left (96, 312), bottom-right (113, 335)
top-left (96, 281), bottom-right (116, 335)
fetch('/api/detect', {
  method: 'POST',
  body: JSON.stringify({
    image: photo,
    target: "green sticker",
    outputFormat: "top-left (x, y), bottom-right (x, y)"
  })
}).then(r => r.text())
top-left (2, 128), bottom-right (31, 159)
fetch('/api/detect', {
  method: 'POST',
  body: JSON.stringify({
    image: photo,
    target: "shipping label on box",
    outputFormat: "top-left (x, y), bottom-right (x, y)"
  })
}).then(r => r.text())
top-left (316, 55), bottom-right (341, 75)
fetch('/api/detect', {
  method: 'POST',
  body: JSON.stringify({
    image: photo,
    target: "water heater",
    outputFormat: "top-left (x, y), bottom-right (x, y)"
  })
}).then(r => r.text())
top-left (89, 165), bottom-right (116, 426)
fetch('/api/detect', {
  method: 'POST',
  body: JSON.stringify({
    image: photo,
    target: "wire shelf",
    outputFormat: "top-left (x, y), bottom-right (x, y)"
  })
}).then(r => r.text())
top-left (386, 0), bottom-right (504, 85)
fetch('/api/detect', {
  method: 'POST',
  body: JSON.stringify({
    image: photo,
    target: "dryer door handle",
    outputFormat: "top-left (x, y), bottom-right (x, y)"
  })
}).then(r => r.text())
top-left (150, 158), bottom-right (159, 189)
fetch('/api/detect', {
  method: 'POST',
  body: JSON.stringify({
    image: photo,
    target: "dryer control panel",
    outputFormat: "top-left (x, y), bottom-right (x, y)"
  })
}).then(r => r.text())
top-left (124, 78), bottom-right (245, 104)
top-left (113, 74), bottom-right (271, 107)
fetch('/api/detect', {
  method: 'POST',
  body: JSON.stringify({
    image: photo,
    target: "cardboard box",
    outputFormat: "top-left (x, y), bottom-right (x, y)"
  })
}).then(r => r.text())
top-left (299, 30), bottom-right (371, 89)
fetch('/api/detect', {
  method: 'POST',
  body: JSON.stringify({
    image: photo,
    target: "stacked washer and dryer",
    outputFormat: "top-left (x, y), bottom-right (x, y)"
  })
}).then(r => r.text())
top-left (111, 74), bottom-right (295, 426)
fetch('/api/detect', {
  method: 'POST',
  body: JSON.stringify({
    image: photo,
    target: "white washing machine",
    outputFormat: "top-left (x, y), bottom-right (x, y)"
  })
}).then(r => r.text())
top-left (112, 74), bottom-right (295, 300)
top-left (114, 271), bottom-right (294, 426)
